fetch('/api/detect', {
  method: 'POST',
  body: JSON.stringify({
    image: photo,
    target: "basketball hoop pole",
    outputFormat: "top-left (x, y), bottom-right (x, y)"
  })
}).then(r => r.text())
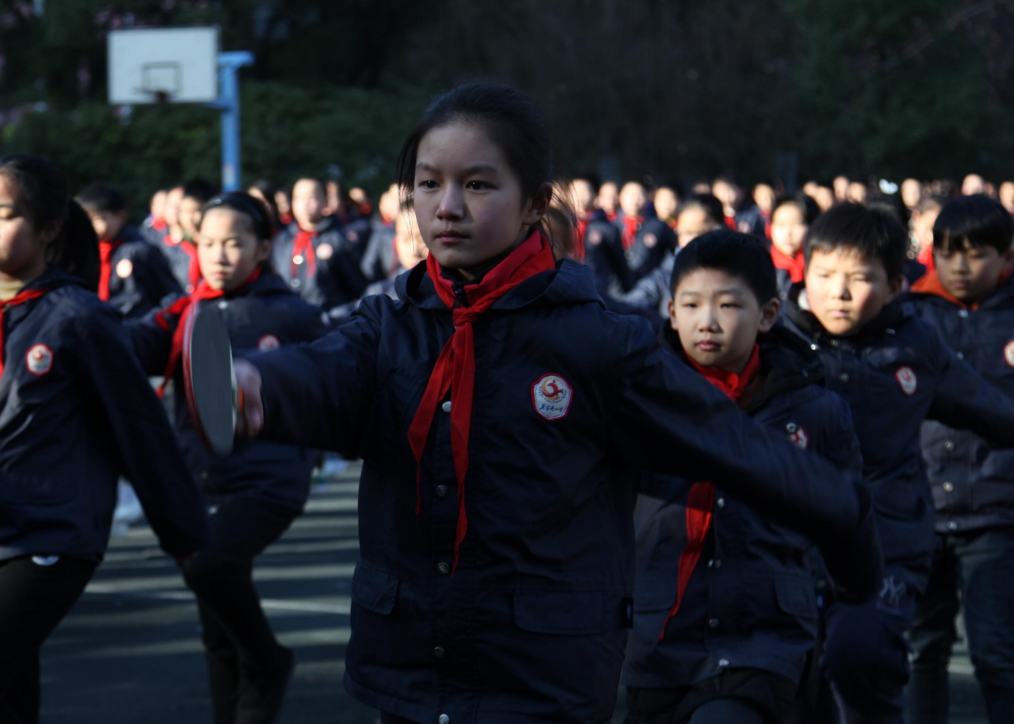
top-left (209, 51), bottom-right (253, 191)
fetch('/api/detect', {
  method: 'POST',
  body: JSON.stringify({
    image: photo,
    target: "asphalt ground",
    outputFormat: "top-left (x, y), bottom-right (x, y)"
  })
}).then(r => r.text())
top-left (39, 464), bottom-right (988, 723)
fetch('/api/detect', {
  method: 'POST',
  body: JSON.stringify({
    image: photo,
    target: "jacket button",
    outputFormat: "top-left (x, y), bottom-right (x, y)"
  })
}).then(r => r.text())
top-left (948, 521), bottom-right (958, 531)
top-left (441, 401), bottom-right (452, 413)
top-left (708, 559), bottom-right (721, 569)
top-left (943, 482), bottom-right (954, 492)
top-left (293, 254), bottom-right (304, 265)
top-left (839, 373), bottom-right (850, 383)
top-left (437, 562), bottom-right (451, 575)
top-left (435, 485), bottom-right (448, 499)
top-left (718, 658), bottom-right (730, 668)
top-left (433, 646), bottom-right (446, 659)
top-left (786, 423), bottom-right (798, 434)
top-left (438, 716), bottom-right (451, 724)
top-left (218, 300), bottom-right (228, 310)
top-left (810, 344), bottom-right (819, 351)
top-left (944, 441), bottom-right (955, 451)
top-left (290, 278), bottom-right (301, 289)
top-left (708, 618), bottom-right (720, 629)
top-left (956, 352), bottom-right (965, 360)
top-left (958, 309), bottom-right (969, 319)
top-left (716, 498), bottom-right (725, 509)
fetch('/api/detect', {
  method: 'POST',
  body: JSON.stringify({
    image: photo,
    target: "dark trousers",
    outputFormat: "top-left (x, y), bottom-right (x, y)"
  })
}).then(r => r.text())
top-left (821, 574), bottom-right (916, 724)
top-left (907, 528), bottom-right (1014, 724)
top-left (183, 495), bottom-right (298, 723)
top-left (0, 556), bottom-right (95, 724)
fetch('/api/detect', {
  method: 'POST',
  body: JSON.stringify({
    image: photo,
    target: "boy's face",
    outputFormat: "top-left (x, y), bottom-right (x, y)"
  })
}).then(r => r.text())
top-left (85, 208), bottom-right (127, 242)
top-left (654, 187), bottom-right (678, 220)
top-left (164, 187), bottom-right (184, 228)
top-left (178, 196), bottom-right (204, 237)
top-left (901, 179), bottom-right (922, 209)
top-left (292, 179), bottom-right (326, 229)
top-left (597, 183), bottom-right (618, 213)
top-left (569, 180), bottom-right (595, 214)
top-left (936, 239), bottom-right (1014, 306)
top-left (619, 183), bottom-right (646, 217)
top-left (770, 203), bottom-right (807, 257)
top-left (669, 268), bottom-right (780, 373)
top-left (805, 248), bottom-right (902, 336)
top-left (753, 184), bottom-right (775, 213)
top-left (1000, 181), bottom-right (1014, 212)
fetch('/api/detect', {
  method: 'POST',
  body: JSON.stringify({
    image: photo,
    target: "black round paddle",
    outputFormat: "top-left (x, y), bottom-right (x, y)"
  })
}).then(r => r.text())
top-left (182, 304), bottom-right (242, 456)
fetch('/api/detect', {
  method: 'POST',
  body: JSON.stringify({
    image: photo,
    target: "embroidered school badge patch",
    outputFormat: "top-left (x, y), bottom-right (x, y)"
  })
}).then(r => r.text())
top-left (895, 366), bottom-right (918, 396)
top-left (25, 344), bottom-right (53, 376)
top-left (588, 229), bottom-right (603, 246)
top-left (786, 422), bottom-right (809, 450)
top-left (532, 374), bottom-right (573, 420)
top-left (316, 243), bottom-right (334, 260)
top-left (115, 258), bottom-right (133, 278)
top-left (1005, 340), bottom-right (1014, 368)
top-left (257, 334), bottom-right (280, 352)
top-left (643, 232), bottom-right (658, 249)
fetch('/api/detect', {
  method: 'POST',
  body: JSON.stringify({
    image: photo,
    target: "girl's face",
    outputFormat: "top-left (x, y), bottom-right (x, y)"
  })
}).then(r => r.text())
top-left (770, 203), bottom-right (808, 257)
top-left (0, 174), bottom-right (56, 284)
top-left (197, 208), bottom-right (271, 291)
top-left (413, 121), bottom-right (547, 277)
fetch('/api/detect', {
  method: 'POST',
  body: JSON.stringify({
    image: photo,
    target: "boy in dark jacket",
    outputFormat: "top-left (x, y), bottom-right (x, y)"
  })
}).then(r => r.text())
top-left (781, 203), bottom-right (1014, 724)
top-left (77, 181), bottom-right (182, 319)
top-left (624, 231), bottom-right (864, 724)
top-left (617, 181), bottom-right (678, 281)
top-left (905, 195), bottom-right (1014, 724)
top-left (273, 177), bottom-right (371, 307)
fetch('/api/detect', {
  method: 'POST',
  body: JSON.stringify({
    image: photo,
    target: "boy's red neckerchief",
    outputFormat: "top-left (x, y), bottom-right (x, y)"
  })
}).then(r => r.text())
top-left (406, 230), bottom-right (556, 575)
top-left (658, 344), bottom-right (761, 640)
top-left (770, 246), bottom-right (806, 284)
top-left (98, 239), bottom-right (124, 301)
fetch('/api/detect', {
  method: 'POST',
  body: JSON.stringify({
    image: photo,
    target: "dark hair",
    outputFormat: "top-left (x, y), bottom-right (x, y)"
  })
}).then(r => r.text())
top-left (918, 194), bottom-right (947, 215)
top-left (677, 193), bottom-right (725, 226)
top-left (934, 194), bottom-right (1014, 255)
top-left (248, 179), bottom-right (280, 225)
top-left (805, 202), bottom-right (907, 280)
top-left (201, 192), bottom-right (274, 242)
top-left (182, 179), bottom-right (218, 204)
top-left (670, 229), bottom-right (777, 304)
top-left (772, 193), bottom-right (820, 226)
top-left (395, 82), bottom-right (559, 245)
top-left (76, 181), bottom-right (126, 214)
top-left (864, 190), bottom-right (908, 225)
top-left (0, 154), bottom-right (99, 291)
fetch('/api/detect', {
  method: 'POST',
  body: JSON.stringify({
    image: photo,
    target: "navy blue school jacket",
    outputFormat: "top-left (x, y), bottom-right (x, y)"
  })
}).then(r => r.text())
top-left (246, 258), bottom-right (880, 724)
top-left (615, 251), bottom-right (676, 321)
top-left (782, 287), bottom-right (1014, 593)
top-left (623, 324), bottom-right (863, 690)
top-left (360, 217), bottom-right (397, 285)
top-left (621, 214), bottom-right (678, 281)
top-left (156, 236), bottom-right (198, 293)
top-left (0, 267), bottom-right (208, 563)
top-left (582, 211), bottom-right (635, 296)
top-left (273, 216), bottom-right (371, 307)
top-left (106, 225), bottom-right (182, 319)
top-left (128, 270), bottom-right (329, 510)
top-left (907, 274), bottom-right (1014, 533)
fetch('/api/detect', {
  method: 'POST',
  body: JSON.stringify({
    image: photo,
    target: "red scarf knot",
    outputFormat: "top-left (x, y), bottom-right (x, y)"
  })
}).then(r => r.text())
top-left (156, 267), bottom-right (262, 397)
top-left (406, 231), bottom-right (556, 575)
top-left (0, 287), bottom-right (50, 379)
top-left (292, 230), bottom-right (319, 277)
top-left (621, 214), bottom-right (642, 250)
top-left (98, 239), bottom-right (124, 302)
top-left (770, 246), bottom-right (806, 284)
top-left (658, 344), bottom-right (761, 640)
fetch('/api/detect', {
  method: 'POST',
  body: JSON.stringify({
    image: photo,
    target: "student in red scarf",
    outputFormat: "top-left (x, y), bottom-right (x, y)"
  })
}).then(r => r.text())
top-left (76, 181), bottom-right (181, 319)
top-left (128, 192), bottom-right (329, 724)
top-left (231, 83), bottom-right (881, 724)
top-left (622, 231), bottom-right (864, 724)
top-left (770, 193), bottom-right (820, 301)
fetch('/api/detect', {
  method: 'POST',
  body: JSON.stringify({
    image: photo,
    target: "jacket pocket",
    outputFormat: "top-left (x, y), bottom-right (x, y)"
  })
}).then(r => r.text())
top-left (513, 590), bottom-right (606, 635)
top-left (774, 577), bottom-right (817, 620)
top-left (351, 560), bottom-right (399, 615)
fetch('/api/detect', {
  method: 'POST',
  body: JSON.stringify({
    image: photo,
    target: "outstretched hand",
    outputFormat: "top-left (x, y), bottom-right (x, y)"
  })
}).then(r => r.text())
top-left (234, 359), bottom-right (264, 439)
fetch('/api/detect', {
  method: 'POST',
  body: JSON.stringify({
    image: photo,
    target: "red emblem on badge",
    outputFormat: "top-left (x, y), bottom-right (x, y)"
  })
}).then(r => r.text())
top-left (895, 366), bottom-right (918, 396)
top-left (25, 344), bottom-right (53, 376)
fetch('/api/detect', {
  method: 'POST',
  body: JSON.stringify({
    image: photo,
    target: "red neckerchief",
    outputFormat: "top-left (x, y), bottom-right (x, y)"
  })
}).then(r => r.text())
top-left (658, 344), bottom-right (761, 640)
top-left (0, 287), bottom-right (50, 379)
top-left (724, 215), bottom-right (737, 230)
top-left (917, 245), bottom-right (936, 273)
top-left (406, 231), bottom-right (556, 574)
top-left (761, 209), bottom-right (772, 240)
top-left (98, 238), bottom-right (124, 301)
top-left (155, 267), bottom-right (262, 397)
top-left (621, 214), bottom-right (642, 250)
top-left (152, 218), bottom-right (167, 232)
top-left (605, 209), bottom-right (617, 223)
top-left (279, 212), bottom-right (293, 226)
top-left (292, 229), bottom-right (318, 278)
top-left (771, 246), bottom-right (806, 284)
top-left (910, 268), bottom-right (1013, 312)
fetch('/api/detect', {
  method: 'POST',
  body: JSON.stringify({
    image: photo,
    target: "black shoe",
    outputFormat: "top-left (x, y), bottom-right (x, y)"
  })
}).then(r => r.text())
top-left (235, 647), bottom-right (295, 724)
top-left (206, 654), bottom-right (241, 724)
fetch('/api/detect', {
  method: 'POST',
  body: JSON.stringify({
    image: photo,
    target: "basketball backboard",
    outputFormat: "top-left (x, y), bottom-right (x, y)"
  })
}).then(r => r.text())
top-left (108, 27), bottom-right (219, 104)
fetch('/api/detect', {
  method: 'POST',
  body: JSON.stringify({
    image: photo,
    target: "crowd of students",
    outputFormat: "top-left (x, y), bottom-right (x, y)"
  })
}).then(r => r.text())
top-left (2, 81), bottom-right (1014, 724)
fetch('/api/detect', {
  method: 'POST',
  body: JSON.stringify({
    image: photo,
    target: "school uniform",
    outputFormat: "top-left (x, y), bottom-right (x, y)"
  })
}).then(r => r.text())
top-left (100, 224), bottom-right (182, 319)
top-left (244, 232), bottom-right (881, 724)
top-left (0, 266), bottom-right (208, 724)
top-left (158, 234), bottom-right (201, 293)
top-left (771, 248), bottom-right (805, 303)
top-left (141, 215), bottom-right (168, 245)
top-left (272, 216), bottom-right (371, 307)
top-left (623, 325), bottom-right (863, 724)
top-left (905, 271), bottom-right (1014, 724)
top-left (782, 285), bottom-right (1014, 724)
top-left (128, 268), bottom-right (330, 723)
top-left (617, 213), bottom-right (678, 281)
top-left (578, 210), bottom-right (635, 296)
top-left (360, 216), bottom-right (398, 285)
top-left (613, 252), bottom-right (675, 321)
